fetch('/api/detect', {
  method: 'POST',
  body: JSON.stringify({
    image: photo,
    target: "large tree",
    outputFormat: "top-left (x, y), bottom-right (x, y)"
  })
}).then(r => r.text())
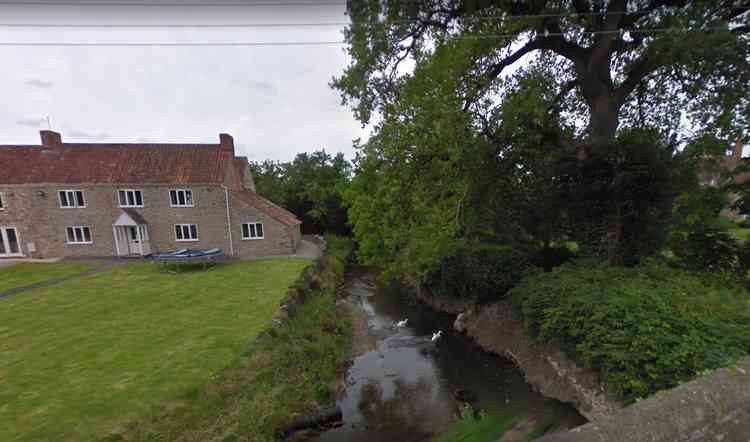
top-left (336, 0), bottom-right (749, 146)
top-left (334, 0), bottom-right (749, 268)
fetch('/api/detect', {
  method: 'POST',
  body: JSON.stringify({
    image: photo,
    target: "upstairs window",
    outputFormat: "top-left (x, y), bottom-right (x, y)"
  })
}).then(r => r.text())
top-left (0, 192), bottom-right (4, 210)
top-left (66, 226), bottom-right (92, 244)
top-left (118, 189), bottom-right (144, 207)
top-left (175, 224), bottom-right (198, 242)
top-left (59, 190), bottom-right (85, 208)
top-left (242, 222), bottom-right (264, 240)
top-left (169, 189), bottom-right (194, 207)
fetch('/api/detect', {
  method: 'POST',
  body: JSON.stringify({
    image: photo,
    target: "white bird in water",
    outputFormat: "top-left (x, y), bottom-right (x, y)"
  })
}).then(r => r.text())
top-left (395, 319), bottom-right (408, 327)
top-left (431, 330), bottom-right (443, 342)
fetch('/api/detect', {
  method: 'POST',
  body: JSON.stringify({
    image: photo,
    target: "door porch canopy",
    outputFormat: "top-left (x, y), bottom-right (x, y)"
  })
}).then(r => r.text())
top-left (113, 209), bottom-right (151, 257)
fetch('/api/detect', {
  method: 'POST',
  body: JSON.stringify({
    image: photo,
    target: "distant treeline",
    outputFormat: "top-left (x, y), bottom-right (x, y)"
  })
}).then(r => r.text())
top-left (250, 150), bottom-right (351, 235)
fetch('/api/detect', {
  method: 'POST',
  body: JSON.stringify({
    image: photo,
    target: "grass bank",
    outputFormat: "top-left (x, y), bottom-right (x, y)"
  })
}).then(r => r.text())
top-left (115, 236), bottom-right (354, 441)
top-left (0, 262), bottom-right (91, 292)
top-left (0, 259), bottom-right (310, 442)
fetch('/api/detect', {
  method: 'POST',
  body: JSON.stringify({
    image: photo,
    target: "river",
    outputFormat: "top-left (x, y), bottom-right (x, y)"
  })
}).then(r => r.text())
top-left (316, 269), bottom-right (586, 441)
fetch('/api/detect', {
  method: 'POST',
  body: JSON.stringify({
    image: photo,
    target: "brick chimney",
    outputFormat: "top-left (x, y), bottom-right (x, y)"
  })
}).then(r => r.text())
top-left (40, 130), bottom-right (62, 147)
top-left (219, 133), bottom-right (234, 155)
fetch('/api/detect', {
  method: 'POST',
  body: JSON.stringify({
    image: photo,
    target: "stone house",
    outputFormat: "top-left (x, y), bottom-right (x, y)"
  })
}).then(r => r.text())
top-left (0, 130), bottom-right (301, 259)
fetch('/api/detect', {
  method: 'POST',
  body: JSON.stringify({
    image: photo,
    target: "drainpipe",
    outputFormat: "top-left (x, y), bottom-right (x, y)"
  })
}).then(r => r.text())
top-left (221, 185), bottom-right (234, 257)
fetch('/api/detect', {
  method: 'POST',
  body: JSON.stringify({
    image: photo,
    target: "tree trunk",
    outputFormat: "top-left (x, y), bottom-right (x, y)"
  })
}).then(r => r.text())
top-left (588, 94), bottom-right (621, 149)
top-left (577, 73), bottom-right (626, 264)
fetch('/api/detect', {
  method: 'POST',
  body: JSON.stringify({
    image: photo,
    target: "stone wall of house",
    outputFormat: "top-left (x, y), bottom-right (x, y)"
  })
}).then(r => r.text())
top-left (229, 194), bottom-right (297, 258)
top-left (0, 184), bottom-right (296, 258)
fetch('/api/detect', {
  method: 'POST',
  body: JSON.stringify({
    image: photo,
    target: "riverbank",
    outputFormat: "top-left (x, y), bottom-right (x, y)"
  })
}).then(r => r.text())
top-left (111, 237), bottom-right (355, 442)
top-left (413, 286), bottom-right (617, 421)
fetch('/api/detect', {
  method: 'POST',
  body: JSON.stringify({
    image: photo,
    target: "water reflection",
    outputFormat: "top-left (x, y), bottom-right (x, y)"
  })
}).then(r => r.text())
top-left (316, 269), bottom-right (585, 442)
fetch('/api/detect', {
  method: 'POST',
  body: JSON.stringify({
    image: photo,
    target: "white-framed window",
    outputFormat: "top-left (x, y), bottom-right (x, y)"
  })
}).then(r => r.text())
top-left (0, 192), bottom-right (4, 210)
top-left (59, 190), bottom-right (85, 208)
top-left (66, 226), bottom-right (92, 244)
top-left (241, 222), bottom-right (264, 240)
top-left (169, 189), bottom-right (194, 207)
top-left (175, 224), bottom-right (198, 242)
top-left (118, 189), bottom-right (144, 207)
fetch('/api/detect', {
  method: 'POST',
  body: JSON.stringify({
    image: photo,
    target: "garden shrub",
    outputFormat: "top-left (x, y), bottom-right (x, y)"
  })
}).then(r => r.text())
top-left (669, 225), bottom-right (743, 275)
top-left (529, 245), bottom-right (575, 272)
top-left (428, 242), bottom-right (532, 302)
top-left (510, 262), bottom-right (750, 403)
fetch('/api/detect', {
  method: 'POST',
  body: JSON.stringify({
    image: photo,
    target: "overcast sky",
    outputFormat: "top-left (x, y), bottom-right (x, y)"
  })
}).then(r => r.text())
top-left (0, 1), bottom-right (368, 161)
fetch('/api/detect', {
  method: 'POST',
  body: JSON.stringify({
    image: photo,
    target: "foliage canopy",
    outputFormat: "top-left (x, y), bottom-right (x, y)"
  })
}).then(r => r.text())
top-left (250, 150), bottom-right (352, 234)
top-left (335, 1), bottom-right (749, 272)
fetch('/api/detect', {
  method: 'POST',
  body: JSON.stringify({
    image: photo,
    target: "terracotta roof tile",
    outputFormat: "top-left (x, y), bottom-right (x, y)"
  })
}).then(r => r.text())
top-left (0, 142), bottom-right (230, 185)
top-left (235, 191), bottom-right (301, 227)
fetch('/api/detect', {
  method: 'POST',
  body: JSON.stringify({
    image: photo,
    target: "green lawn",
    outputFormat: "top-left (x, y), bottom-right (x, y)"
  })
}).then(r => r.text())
top-left (0, 262), bottom-right (92, 293)
top-left (728, 225), bottom-right (750, 243)
top-left (0, 259), bottom-right (310, 442)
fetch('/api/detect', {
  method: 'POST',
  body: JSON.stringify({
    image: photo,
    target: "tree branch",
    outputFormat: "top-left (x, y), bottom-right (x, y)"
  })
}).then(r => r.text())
top-left (614, 47), bottom-right (663, 105)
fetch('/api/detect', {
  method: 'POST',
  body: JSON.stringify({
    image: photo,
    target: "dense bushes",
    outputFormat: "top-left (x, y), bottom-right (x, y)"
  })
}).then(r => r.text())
top-left (669, 226), bottom-right (745, 274)
top-left (427, 243), bottom-right (532, 302)
top-left (510, 262), bottom-right (750, 403)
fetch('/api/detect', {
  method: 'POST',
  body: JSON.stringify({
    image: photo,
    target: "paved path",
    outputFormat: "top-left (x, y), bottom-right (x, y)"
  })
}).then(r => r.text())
top-left (0, 260), bottom-right (125, 300)
top-left (294, 239), bottom-right (323, 259)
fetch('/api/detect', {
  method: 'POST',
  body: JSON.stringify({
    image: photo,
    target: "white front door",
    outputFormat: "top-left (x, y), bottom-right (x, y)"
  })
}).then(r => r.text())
top-left (127, 226), bottom-right (140, 253)
top-left (0, 227), bottom-right (22, 257)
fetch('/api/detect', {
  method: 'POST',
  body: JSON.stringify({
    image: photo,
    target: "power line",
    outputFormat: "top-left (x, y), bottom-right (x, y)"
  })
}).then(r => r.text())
top-left (0, 26), bottom-right (735, 47)
top-left (0, 6), bottom-right (746, 27)
top-left (0, 1), bottom-right (346, 6)
top-left (0, 22), bottom-right (353, 28)
top-left (0, 40), bottom-right (346, 46)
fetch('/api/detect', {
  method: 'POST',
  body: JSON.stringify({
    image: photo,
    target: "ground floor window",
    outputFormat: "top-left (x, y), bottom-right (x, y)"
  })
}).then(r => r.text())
top-left (66, 226), bottom-right (92, 244)
top-left (242, 222), bottom-right (264, 239)
top-left (175, 224), bottom-right (198, 241)
top-left (0, 227), bottom-right (20, 255)
top-left (0, 192), bottom-right (4, 210)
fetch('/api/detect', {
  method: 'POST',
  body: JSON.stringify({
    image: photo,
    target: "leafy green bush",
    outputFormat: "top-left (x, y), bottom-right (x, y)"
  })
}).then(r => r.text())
top-left (669, 225), bottom-right (743, 274)
top-left (510, 262), bottom-right (750, 403)
top-left (666, 188), bottom-right (746, 274)
top-left (427, 243), bottom-right (532, 302)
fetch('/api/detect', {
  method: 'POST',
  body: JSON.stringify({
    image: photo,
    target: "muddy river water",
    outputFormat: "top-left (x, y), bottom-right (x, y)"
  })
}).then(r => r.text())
top-left (317, 269), bottom-right (585, 442)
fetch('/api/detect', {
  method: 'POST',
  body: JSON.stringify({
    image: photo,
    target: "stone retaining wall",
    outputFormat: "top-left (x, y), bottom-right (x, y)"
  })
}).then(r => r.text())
top-left (271, 236), bottom-right (345, 327)
top-left (454, 301), bottom-right (621, 421)
top-left (538, 357), bottom-right (750, 442)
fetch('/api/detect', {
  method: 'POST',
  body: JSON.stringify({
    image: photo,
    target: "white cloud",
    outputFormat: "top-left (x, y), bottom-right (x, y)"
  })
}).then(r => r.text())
top-left (17, 117), bottom-right (47, 127)
top-left (25, 78), bottom-right (53, 88)
top-left (0, 4), bottom-right (368, 161)
top-left (65, 129), bottom-right (110, 140)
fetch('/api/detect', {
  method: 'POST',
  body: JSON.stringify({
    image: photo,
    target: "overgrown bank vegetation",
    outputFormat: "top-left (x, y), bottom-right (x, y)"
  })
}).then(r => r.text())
top-left (331, 0), bottom-right (750, 409)
top-left (511, 262), bottom-right (750, 403)
top-left (113, 237), bottom-right (354, 442)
